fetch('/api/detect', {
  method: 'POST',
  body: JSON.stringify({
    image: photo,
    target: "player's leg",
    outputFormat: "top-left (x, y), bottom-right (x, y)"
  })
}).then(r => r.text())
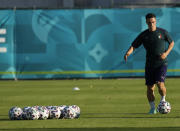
top-left (145, 66), bottom-right (156, 114)
top-left (157, 82), bottom-right (166, 102)
top-left (147, 84), bottom-right (156, 114)
top-left (155, 65), bottom-right (167, 102)
top-left (147, 84), bottom-right (156, 102)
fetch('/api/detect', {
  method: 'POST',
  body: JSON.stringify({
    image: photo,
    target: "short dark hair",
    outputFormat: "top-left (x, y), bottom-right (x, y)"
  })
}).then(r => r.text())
top-left (146, 13), bottom-right (156, 19)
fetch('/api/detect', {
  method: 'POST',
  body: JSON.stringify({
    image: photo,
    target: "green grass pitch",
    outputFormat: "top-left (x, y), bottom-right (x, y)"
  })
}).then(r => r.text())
top-left (0, 78), bottom-right (180, 131)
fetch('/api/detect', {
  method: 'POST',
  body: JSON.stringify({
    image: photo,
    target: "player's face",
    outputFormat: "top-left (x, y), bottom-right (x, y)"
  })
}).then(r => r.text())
top-left (146, 17), bottom-right (156, 31)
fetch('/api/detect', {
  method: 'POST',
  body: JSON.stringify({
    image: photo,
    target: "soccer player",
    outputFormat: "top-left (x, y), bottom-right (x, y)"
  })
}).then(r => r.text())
top-left (124, 13), bottom-right (174, 114)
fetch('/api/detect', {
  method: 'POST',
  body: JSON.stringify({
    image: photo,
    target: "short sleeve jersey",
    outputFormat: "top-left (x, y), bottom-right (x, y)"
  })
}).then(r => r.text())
top-left (132, 27), bottom-right (173, 68)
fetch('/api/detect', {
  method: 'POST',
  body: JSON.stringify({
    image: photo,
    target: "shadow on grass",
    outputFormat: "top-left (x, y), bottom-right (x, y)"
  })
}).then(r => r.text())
top-left (82, 113), bottom-right (180, 119)
top-left (1, 113), bottom-right (180, 121)
top-left (0, 127), bottom-right (180, 131)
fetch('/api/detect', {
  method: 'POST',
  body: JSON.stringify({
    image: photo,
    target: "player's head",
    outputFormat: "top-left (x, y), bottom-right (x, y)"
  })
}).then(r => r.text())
top-left (145, 13), bottom-right (156, 31)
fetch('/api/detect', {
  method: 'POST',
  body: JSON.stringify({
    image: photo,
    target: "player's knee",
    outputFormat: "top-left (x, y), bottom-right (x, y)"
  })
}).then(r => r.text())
top-left (147, 85), bottom-right (155, 93)
top-left (157, 82), bottom-right (165, 89)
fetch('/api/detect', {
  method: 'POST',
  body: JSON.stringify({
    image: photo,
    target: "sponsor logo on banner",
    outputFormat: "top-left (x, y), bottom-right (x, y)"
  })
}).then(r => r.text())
top-left (0, 47), bottom-right (7, 53)
top-left (0, 29), bottom-right (6, 34)
top-left (0, 37), bottom-right (6, 43)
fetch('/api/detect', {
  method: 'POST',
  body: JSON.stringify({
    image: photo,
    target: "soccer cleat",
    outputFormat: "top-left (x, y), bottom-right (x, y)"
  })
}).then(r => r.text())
top-left (148, 108), bottom-right (157, 114)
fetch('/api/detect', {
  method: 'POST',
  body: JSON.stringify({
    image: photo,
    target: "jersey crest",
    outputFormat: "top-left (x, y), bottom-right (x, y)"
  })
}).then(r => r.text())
top-left (158, 33), bottom-right (162, 39)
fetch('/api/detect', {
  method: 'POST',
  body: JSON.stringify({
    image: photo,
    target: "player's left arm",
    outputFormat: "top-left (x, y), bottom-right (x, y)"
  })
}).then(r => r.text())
top-left (160, 30), bottom-right (174, 60)
top-left (160, 41), bottom-right (174, 60)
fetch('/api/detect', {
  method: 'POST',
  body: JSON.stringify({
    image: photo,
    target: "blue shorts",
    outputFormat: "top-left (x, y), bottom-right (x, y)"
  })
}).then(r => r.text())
top-left (145, 65), bottom-right (167, 86)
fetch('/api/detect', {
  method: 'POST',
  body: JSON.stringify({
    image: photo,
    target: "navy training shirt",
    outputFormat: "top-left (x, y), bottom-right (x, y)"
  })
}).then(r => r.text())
top-left (132, 27), bottom-right (173, 68)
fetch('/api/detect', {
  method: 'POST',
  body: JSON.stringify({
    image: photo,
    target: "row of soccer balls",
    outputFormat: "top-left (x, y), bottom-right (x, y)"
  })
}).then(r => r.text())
top-left (9, 105), bottom-right (80, 120)
top-left (157, 101), bottom-right (171, 114)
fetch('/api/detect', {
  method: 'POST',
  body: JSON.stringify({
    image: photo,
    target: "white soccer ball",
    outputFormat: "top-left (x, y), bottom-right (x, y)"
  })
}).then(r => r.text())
top-left (157, 101), bottom-right (171, 114)
top-left (46, 106), bottom-right (53, 110)
top-left (9, 107), bottom-right (23, 120)
top-left (26, 107), bottom-right (40, 120)
top-left (63, 106), bottom-right (76, 119)
top-left (38, 106), bottom-right (49, 120)
top-left (48, 106), bottom-right (61, 119)
top-left (70, 105), bottom-right (80, 118)
top-left (58, 105), bottom-right (67, 119)
top-left (32, 106), bottom-right (40, 110)
top-left (21, 106), bottom-right (31, 120)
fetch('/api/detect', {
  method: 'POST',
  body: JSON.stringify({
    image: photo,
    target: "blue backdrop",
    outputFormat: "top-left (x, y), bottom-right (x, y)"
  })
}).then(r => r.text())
top-left (0, 8), bottom-right (180, 79)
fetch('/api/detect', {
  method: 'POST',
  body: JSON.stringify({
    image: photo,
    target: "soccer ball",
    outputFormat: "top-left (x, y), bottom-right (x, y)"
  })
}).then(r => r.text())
top-left (21, 106), bottom-right (31, 120)
top-left (26, 107), bottom-right (40, 120)
top-left (63, 106), bottom-right (76, 119)
top-left (48, 106), bottom-right (61, 119)
top-left (70, 105), bottom-right (80, 118)
top-left (58, 105), bottom-right (67, 119)
top-left (9, 107), bottom-right (23, 120)
top-left (37, 106), bottom-right (49, 120)
top-left (157, 101), bottom-right (171, 114)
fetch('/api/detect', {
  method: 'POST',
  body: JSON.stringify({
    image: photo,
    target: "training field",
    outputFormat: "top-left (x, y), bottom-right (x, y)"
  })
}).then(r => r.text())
top-left (0, 78), bottom-right (180, 131)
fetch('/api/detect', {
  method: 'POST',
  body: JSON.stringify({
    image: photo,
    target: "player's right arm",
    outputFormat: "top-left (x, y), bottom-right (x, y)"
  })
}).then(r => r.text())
top-left (124, 31), bottom-right (144, 62)
top-left (124, 46), bottom-right (135, 62)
